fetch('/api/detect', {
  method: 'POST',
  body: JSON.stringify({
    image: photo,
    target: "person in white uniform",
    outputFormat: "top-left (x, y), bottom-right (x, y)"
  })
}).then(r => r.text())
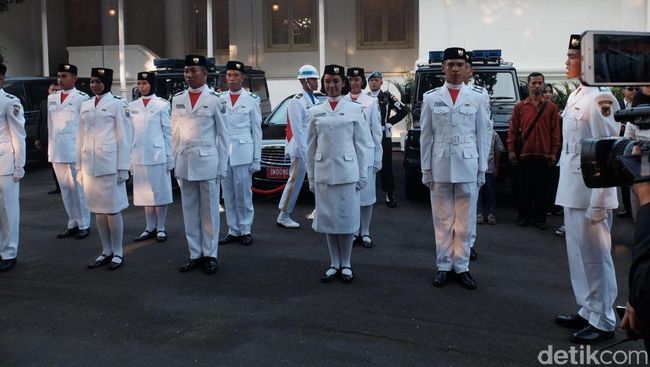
top-left (219, 61), bottom-right (262, 247)
top-left (554, 35), bottom-right (620, 344)
top-left (419, 47), bottom-right (491, 290)
top-left (0, 64), bottom-right (26, 273)
top-left (130, 71), bottom-right (173, 243)
top-left (276, 65), bottom-right (320, 229)
top-left (173, 55), bottom-right (228, 275)
top-left (80, 68), bottom-right (133, 271)
top-left (345, 67), bottom-right (382, 248)
top-left (48, 63), bottom-right (92, 240)
top-left (307, 64), bottom-right (372, 283)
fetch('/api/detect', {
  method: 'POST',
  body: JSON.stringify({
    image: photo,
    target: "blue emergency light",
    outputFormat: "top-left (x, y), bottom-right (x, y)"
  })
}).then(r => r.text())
top-left (471, 49), bottom-right (502, 62)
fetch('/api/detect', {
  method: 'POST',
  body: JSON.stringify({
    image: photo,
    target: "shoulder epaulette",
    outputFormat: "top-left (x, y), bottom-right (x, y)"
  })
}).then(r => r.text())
top-left (598, 87), bottom-right (610, 92)
top-left (210, 91), bottom-right (219, 97)
top-left (424, 87), bottom-right (439, 95)
top-left (294, 93), bottom-right (303, 99)
top-left (113, 95), bottom-right (123, 99)
top-left (78, 91), bottom-right (88, 97)
top-left (173, 91), bottom-right (184, 98)
top-left (157, 96), bottom-right (169, 103)
top-left (472, 85), bottom-right (486, 93)
top-left (5, 93), bottom-right (16, 99)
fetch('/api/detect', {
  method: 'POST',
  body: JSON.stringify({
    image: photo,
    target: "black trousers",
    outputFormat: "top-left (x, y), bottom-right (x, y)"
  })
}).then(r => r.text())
top-left (518, 157), bottom-right (552, 224)
top-left (379, 136), bottom-right (394, 193)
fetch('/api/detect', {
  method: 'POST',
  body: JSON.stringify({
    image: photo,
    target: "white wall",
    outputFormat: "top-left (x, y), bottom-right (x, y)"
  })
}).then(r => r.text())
top-left (0, 0), bottom-right (42, 75)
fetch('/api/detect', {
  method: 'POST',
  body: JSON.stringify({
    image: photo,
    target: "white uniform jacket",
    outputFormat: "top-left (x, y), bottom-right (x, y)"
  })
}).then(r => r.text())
top-left (129, 95), bottom-right (172, 166)
top-left (307, 98), bottom-right (372, 185)
top-left (344, 93), bottom-right (382, 168)
top-left (0, 89), bottom-right (26, 175)
top-left (224, 91), bottom-right (262, 167)
top-left (47, 88), bottom-right (90, 163)
top-left (556, 86), bottom-right (620, 209)
top-left (419, 84), bottom-right (492, 183)
top-left (171, 88), bottom-right (228, 181)
top-left (286, 92), bottom-right (318, 161)
top-left (77, 93), bottom-right (133, 177)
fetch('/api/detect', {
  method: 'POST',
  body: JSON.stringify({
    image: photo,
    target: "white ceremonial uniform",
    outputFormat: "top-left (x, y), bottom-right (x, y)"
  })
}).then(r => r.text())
top-left (278, 91), bottom-right (318, 214)
top-left (555, 85), bottom-right (620, 332)
top-left (0, 89), bottom-right (26, 260)
top-left (172, 86), bottom-right (228, 260)
top-left (420, 83), bottom-right (491, 273)
top-left (344, 93), bottom-right (383, 206)
top-left (222, 90), bottom-right (262, 236)
top-left (78, 92), bottom-right (132, 213)
top-left (48, 88), bottom-right (91, 230)
top-left (307, 97), bottom-right (372, 234)
top-left (129, 95), bottom-right (173, 206)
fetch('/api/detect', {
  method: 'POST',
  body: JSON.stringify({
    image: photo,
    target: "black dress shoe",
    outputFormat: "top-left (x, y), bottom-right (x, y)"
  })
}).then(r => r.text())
top-left (353, 235), bottom-right (362, 247)
top-left (134, 229), bottom-right (156, 242)
top-left (57, 226), bottom-right (79, 239)
top-left (107, 255), bottom-right (123, 271)
top-left (570, 325), bottom-right (615, 344)
top-left (555, 314), bottom-right (588, 329)
top-left (47, 187), bottom-right (61, 195)
top-left (432, 270), bottom-right (449, 287)
top-left (219, 234), bottom-right (240, 245)
top-left (340, 267), bottom-right (354, 283)
top-left (87, 254), bottom-right (113, 269)
top-left (321, 266), bottom-right (339, 283)
top-left (470, 248), bottom-right (478, 261)
top-left (0, 258), bottom-right (17, 272)
top-left (240, 234), bottom-right (253, 246)
top-left (180, 258), bottom-right (203, 272)
top-left (361, 236), bottom-right (372, 248)
top-left (203, 257), bottom-right (219, 274)
top-left (617, 209), bottom-right (630, 218)
top-left (75, 228), bottom-right (90, 239)
top-left (458, 271), bottom-right (477, 289)
top-left (385, 192), bottom-right (397, 208)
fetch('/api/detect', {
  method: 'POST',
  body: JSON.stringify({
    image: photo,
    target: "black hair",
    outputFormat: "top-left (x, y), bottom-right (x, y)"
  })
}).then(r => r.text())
top-left (527, 72), bottom-right (545, 83)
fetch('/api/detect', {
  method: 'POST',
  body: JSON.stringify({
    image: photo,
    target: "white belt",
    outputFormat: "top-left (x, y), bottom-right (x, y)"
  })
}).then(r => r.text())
top-left (436, 135), bottom-right (475, 145)
top-left (182, 138), bottom-right (212, 147)
top-left (563, 142), bottom-right (581, 154)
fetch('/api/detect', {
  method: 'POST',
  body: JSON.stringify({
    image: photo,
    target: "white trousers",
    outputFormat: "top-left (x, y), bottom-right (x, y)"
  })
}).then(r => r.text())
top-left (469, 184), bottom-right (479, 248)
top-left (564, 207), bottom-right (617, 331)
top-left (53, 162), bottom-right (90, 229)
top-left (178, 178), bottom-right (220, 259)
top-left (431, 182), bottom-right (476, 273)
top-left (0, 175), bottom-right (19, 259)
top-left (278, 157), bottom-right (306, 215)
top-left (222, 163), bottom-right (254, 236)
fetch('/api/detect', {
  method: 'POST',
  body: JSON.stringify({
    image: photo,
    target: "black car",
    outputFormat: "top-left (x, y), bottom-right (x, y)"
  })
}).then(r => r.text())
top-left (402, 49), bottom-right (523, 199)
top-left (3, 76), bottom-right (91, 163)
top-left (253, 92), bottom-right (327, 191)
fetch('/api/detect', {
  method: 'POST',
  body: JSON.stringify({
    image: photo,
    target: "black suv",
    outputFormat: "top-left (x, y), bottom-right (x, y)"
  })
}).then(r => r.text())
top-left (3, 76), bottom-right (91, 163)
top-left (403, 49), bottom-right (523, 199)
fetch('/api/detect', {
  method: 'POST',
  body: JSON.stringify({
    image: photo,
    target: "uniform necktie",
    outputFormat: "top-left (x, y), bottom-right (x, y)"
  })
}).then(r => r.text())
top-left (94, 96), bottom-right (101, 107)
top-left (448, 88), bottom-right (460, 105)
top-left (61, 92), bottom-right (68, 103)
top-left (230, 94), bottom-right (240, 106)
top-left (329, 101), bottom-right (338, 110)
top-left (143, 98), bottom-right (150, 107)
top-left (189, 91), bottom-right (201, 109)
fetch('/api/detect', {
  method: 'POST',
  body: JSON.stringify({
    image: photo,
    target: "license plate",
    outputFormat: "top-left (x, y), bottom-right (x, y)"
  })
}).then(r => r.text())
top-left (267, 167), bottom-right (290, 180)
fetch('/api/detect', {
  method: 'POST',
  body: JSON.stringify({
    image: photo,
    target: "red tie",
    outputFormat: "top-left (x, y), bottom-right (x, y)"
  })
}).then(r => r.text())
top-left (189, 91), bottom-right (201, 109)
top-left (230, 94), bottom-right (240, 106)
top-left (61, 92), bottom-right (68, 103)
top-left (143, 99), bottom-right (150, 107)
top-left (329, 101), bottom-right (338, 110)
top-left (94, 96), bottom-right (101, 107)
top-left (448, 88), bottom-right (460, 105)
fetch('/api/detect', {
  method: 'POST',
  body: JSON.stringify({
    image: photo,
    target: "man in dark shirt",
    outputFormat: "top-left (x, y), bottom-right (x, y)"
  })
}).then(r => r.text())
top-left (35, 83), bottom-right (61, 194)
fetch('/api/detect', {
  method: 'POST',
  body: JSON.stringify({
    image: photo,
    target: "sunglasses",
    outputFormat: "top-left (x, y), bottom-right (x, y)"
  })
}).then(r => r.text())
top-left (625, 87), bottom-right (637, 92)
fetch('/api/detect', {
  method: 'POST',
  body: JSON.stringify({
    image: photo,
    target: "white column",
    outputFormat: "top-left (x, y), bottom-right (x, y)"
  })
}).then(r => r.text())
top-left (647, 0), bottom-right (650, 31)
top-left (165, 0), bottom-right (185, 58)
top-left (207, 0), bottom-right (213, 57)
top-left (318, 0), bottom-right (325, 74)
top-left (40, 0), bottom-right (49, 76)
top-left (118, 0), bottom-right (127, 98)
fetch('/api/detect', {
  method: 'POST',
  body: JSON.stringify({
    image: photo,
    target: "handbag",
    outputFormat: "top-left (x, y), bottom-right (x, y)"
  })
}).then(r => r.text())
top-left (514, 101), bottom-right (548, 160)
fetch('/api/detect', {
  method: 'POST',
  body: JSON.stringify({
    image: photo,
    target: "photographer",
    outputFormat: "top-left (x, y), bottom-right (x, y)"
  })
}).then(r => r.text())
top-left (623, 86), bottom-right (650, 221)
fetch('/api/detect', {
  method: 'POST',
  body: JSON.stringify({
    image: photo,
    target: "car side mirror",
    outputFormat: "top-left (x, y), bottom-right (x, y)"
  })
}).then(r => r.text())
top-left (402, 86), bottom-right (412, 105)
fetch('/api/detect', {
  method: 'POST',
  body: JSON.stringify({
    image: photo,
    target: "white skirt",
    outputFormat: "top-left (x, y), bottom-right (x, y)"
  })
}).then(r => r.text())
top-left (132, 164), bottom-right (173, 206)
top-left (83, 173), bottom-right (129, 214)
top-left (359, 167), bottom-right (377, 206)
top-left (312, 182), bottom-right (360, 234)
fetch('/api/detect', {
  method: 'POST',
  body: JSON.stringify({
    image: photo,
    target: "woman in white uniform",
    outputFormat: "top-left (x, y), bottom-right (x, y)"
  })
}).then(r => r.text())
top-left (306, 64), bottom-right (372, 283)
top-left (130, 72), bottom-right (173, 242)
top-left (79, 68), bottom-right (132, 271)
top-left (344, 67), bottom-right (382, 248)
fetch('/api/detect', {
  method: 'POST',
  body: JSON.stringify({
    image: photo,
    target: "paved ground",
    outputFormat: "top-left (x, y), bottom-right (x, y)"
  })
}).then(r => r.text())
top-left (0, 154), bottom-right (645, 366)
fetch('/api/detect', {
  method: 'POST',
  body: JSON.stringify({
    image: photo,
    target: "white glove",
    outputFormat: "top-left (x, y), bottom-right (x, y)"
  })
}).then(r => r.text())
top-left (117, 170), bottom-right (129, 184)
top-left (585, 206), bottom-right (607, 225)
top-left (309, 180), bottom-right (315, 193)
top-left (75, 169), bottom-right (83, 184)
top-left (165, 157), bottom-right (174, 172)
top-left (249, 162), bottom-right (261, 173)
top-left (12, 167), bottom-right (24, 182)
top-left (374, 161), bottom-right (382, 173)
top-left (217, 171), bottom-right (227, 180)
top-left (477, 171), bottom-right (486, 187)
top-left (356, 179), bottom-right (367, 191)
top-left (385, 123), bottom-right (393, 137)
top-left (422, 171), bottom-right (434, 190)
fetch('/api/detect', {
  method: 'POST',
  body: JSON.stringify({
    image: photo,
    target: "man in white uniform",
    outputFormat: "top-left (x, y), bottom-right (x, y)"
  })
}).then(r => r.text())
top-left (0, 64), bottom-right (26, 273)
top-left (172, 55), bottom-right (228, 275)
top-left (219, 61), bottom-right (262, 246)
top-left (419, 47), bottom-right (491, 290)
top-left (554, 34), bottom-right (620, 344)
top-left (48, 63), bottom-right (91, 239)
top-left (276, 65), bottom-right (319, 229)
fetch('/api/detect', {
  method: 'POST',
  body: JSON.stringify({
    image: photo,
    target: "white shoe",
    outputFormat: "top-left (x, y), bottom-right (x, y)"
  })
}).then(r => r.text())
top-left (277, 213), bottom-right (300, 228)
top-left (306, 209), bottom-right (315, 220)
top-left (219, 204), bottom-right (225, 213)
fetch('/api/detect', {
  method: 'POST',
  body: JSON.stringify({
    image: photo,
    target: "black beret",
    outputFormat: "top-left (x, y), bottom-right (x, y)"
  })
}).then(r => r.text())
top-left (185, 54), bottom-right (206, 67)
top-left (0, 64), bottom-right (5, 76)
top-left (323, 64), bottom-right (345, 78)
top-left (569, 34), bottom-right (581, 50)
top-left (58, 63), bottom-right (78, 75)
top-left (347, 67), bottom-right (365, 78)
top-left (226, 60), bottom-right (245, 72)
top-left (443, 47), bottom-right (467, 61)
top-left (91, 67), bottom-right (113, 80)
top-left (137, 71), bottom-right (156, 83)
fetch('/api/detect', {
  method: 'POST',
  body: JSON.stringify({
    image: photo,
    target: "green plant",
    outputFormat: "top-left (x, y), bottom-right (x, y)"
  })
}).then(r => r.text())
top-left (610, 87), bottom-right (624, 103)
top-left (551, 81), bottom-right (579, 111)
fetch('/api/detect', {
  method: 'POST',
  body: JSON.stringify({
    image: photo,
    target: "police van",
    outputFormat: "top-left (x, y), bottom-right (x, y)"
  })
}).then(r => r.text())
top-left (402, 49), bottom-right (524, 199)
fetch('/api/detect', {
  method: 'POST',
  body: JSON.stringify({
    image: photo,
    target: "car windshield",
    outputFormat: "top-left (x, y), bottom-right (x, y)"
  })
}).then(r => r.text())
top-left (415, 70), bottom-right (517, 103)
top-left (266, 94), bottom-right (327, 125)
